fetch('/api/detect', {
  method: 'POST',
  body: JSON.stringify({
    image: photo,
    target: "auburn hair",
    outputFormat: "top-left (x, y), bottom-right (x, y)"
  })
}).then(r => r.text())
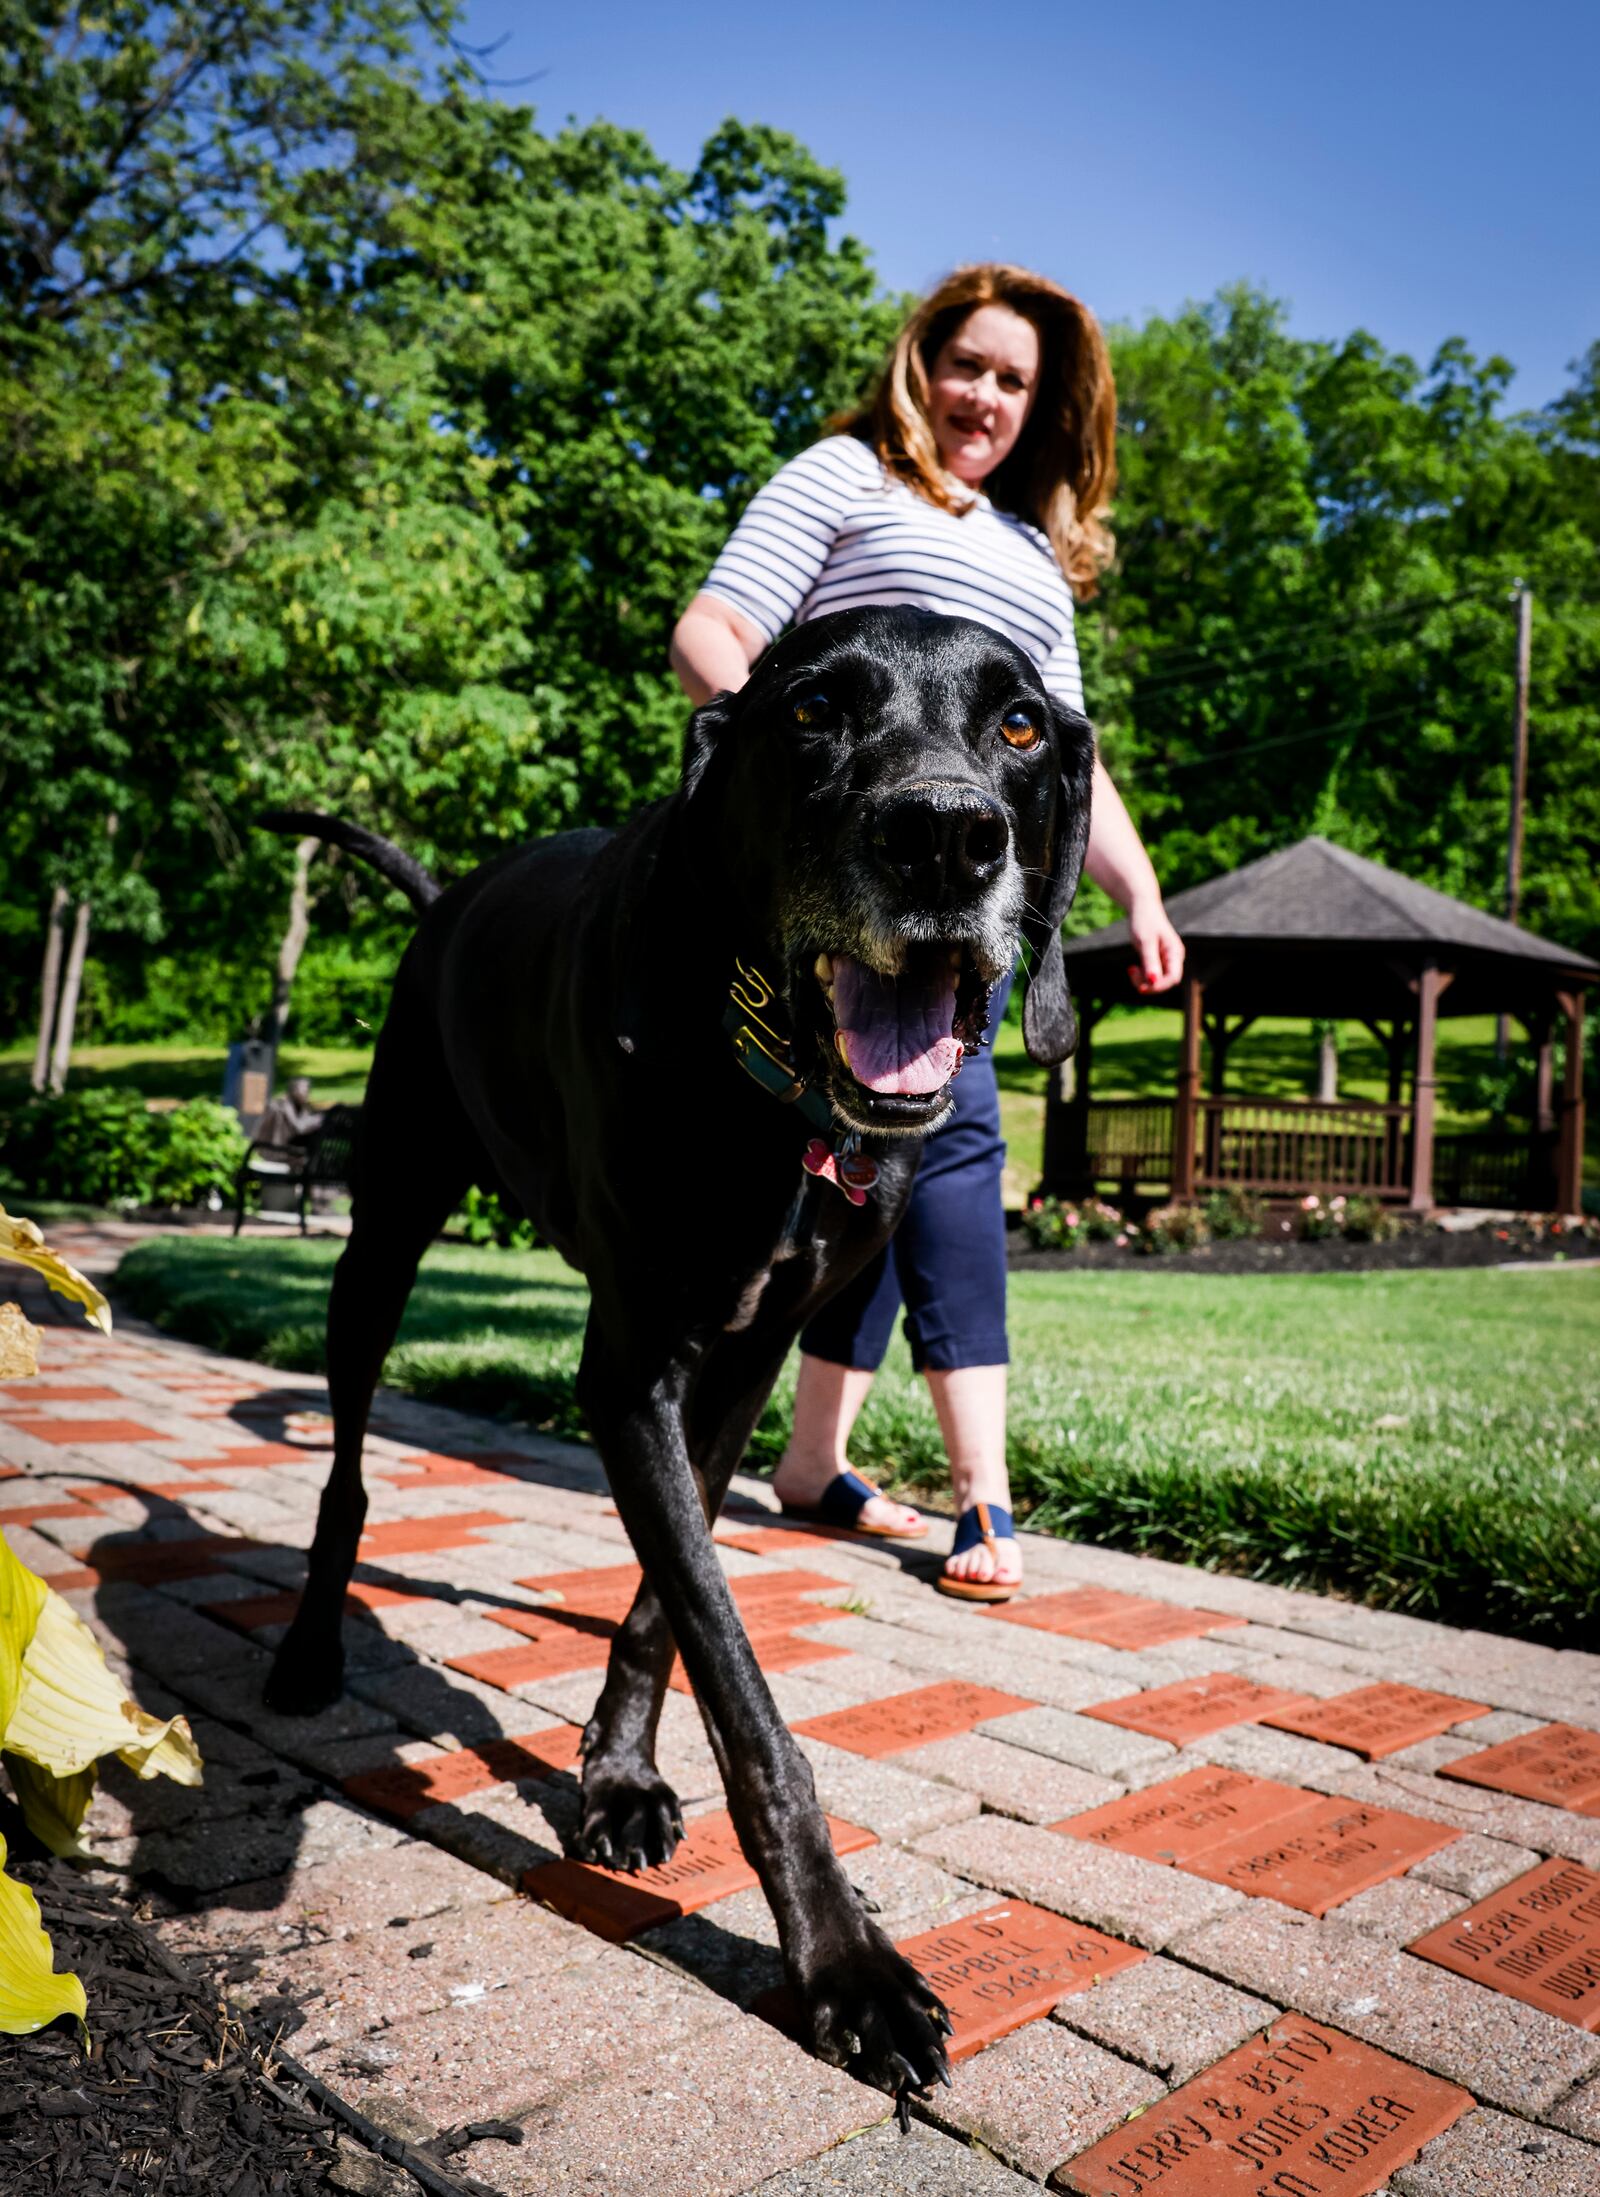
top-left (832, 263), bottom-right (1116, 600)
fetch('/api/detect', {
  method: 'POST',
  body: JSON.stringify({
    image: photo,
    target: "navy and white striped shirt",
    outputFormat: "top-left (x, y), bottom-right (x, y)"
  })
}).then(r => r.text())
top-left (700, 432), bottom-right (1084, 712)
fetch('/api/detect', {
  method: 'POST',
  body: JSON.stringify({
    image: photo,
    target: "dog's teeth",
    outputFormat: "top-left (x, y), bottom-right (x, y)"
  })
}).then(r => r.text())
top-left (948, 945), bottom-right (963, 970)
top-left (813, 952), bottom-right (832, 984)
top-left (834, 1030), bottom-right (851, 1067)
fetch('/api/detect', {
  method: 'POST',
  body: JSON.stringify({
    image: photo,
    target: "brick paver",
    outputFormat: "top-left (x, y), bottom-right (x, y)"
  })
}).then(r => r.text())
top-left (3, 1231), bottom-right (1599, 2193)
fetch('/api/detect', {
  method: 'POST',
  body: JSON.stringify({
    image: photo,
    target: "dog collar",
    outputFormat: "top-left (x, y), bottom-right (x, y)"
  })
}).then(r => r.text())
top-left (723, 955), bottom-right (879, 1205)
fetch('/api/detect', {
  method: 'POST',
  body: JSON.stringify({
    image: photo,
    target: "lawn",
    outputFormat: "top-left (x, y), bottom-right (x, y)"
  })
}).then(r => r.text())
top-left (115, 1235), bottom-right (1600, 1646)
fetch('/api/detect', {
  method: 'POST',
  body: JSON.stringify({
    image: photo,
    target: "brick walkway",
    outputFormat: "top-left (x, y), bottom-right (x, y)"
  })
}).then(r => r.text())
top-left (4, 1229), bottom-right (1600, 2196)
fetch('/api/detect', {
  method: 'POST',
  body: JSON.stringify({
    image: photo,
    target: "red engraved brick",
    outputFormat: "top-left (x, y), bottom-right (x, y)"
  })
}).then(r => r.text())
top-left (1262, 1682), bottom-right (1490, 1760)
top-left (1181, 1796), bottom-right (1460, 1916)
top-left (0, 1502), bottom-right (89, 1526)
top-left (0, 1384), bottom-right (123, 1402)
top-left (358, 1510), bottom-right (512, 1557)
top-left (5, 1417), bottom-right (168, 1445)
top-left (1408, 1857), bottom-right (1600, 2028)
top-left (176, 1442), bottom-right (318, 1470)
top-left (513, 1562), bottom-right (642, 1617)
top-left (1055, 2013), bottom-right (1471, 2195)
top-left (343, 1726), bottom-right (583, 1821)
top-left (1053, 1767), bottom-right (1322, 1868)
top-left (664, 1629), bottom-right (851, 1695)
top-left (203, 1581), bottom-right (434, 1635)
top-left (1083, 1672), bottom-right (1317, 1745)
top-left (791, 1681), bottom-right (1036, 1759)
top-left (447, 1634), bottom-right (614, 1691)
top-left (716, 1522), bottom-right (867, 1555)
top-left (524, 1809), bottom-right (874, 1941)
top-left (756, 1901), bottom-right (1145, 2062)
top-left (1439, 1722), bottom-right (1600, 1814)
top-left (900, 1902), bottom-right (1146, 2058)
top-left (989, 1585), bottom-right (1245, 1649)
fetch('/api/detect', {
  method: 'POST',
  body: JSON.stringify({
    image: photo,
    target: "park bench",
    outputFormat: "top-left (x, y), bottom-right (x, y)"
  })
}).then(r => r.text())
top-left (232, 1103), bottom-right (362, 1237)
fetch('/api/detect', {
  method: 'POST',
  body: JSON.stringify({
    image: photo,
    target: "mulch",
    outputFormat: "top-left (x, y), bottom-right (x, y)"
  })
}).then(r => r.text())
top-left (0, 1858), bottom-right (506, 2197)
top-left (1008, 1226), bottom-right (1600, 1275)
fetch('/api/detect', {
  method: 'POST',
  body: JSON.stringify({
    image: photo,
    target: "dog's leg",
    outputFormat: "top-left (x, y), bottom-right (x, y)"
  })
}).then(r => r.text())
top-left (578, 1333), bottom-right (951, 2107)
top-left (266, 1002), bottom-right (475, 1714)
top-left (576, 1325), bottom-right (792, 1869)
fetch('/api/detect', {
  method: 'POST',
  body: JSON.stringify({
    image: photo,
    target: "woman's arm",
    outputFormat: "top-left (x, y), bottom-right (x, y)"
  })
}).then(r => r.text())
top-left (1085, 755), bottom-right (1185, 994)
top-left (670, 592), bottom-right (767, 705)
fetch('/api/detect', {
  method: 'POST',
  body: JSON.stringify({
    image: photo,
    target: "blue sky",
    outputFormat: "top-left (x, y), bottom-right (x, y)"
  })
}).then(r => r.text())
top-left (456, 0), bottom-right (1597, 409)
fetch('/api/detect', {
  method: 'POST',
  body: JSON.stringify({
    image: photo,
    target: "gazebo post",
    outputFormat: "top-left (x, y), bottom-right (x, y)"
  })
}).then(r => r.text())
top-left (1556, 988), bottom-right (1587, 1214)
top-left (1172, 974), bottom-right (1203, 1200)
top-left (1408, 964), bottom-right (1444, 1211)
top-left (1530, 1013), bottom-right (1556, 1134)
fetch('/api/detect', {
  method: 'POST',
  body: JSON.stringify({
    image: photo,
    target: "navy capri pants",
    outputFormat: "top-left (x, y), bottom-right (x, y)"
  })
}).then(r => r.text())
top-left (801, 971), bottom-right (1012, 1373)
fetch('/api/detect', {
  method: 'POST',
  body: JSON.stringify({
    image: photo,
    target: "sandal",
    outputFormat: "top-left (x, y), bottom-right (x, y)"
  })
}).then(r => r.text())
top-left (779, 1467), bottom-right (929, 1541)
top-left (935, 1501), bottom-right (1020, 1603)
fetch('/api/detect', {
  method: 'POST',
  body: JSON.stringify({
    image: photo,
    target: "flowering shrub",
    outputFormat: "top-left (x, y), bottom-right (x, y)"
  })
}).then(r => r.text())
top-left (1080, 1197), bottom-right (1126, 1241)
top-left (1203, 1186), bottom-right (1264, 1240)
top-left (1298, 1193), bottom-right (1344, 1241)
top-left (1340, 1194), bottom-right (1399, 1243)
top-left (1135, 1202), bottom-right (1211, 1255)
top-left (1023, 1196), bottom-right (1082, 1250)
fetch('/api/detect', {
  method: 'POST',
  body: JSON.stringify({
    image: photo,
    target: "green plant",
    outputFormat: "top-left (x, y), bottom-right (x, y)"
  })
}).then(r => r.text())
top-left (455, 1184), bottom-right (540, 1251)
top-left (1203, 1186), bottom-right (1265, 1240)
top-left (1023, 1197), bottom-right (1084, 1251)
top-left (1135, 1202), bottom-right (1211, 1255)
top-left (1080, 1197), bottom-right (1126, 1242)
top-left (1298, 1194), bottom-right (1343, 1241)
top-left (0, 1093), bottom-right (244, 1209)
top-left (1340, 1195), bottom-right (1400, 1243)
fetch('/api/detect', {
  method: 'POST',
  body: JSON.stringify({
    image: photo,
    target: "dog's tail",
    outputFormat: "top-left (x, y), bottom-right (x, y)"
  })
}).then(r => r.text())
top-left (258, 810), bottom-right (441, 915)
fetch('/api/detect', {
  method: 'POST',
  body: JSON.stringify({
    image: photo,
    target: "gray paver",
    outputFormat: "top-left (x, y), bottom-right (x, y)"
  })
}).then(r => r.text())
top-left (746, 2119), bottom-right (1040, 2195)
top-left (976, 1706), bottom-right (1176, 1777)
top-left (914, 1813), bottom-right (1246, 1950)
top-left (893, 1731), bottom-right (1121, 1822)
top-left (1333, 1876), bottom-right (1471, 1943)
top-left (794, 1736), bottom-right (981, 1841)
top-left (925, 2019), bottom-right (1164, 2181)
top-left (1050, 1953), bottom-right (1279, 2083)
top-left (1392, 2106), bottom-right (1600, 2194)
top-left (1410, 1832), bottom-right (1542, 1900)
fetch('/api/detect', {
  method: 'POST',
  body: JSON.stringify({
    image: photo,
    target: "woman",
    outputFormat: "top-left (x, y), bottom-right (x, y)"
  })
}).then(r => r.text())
top-left (671, 264), bottom-right (1182, 1601)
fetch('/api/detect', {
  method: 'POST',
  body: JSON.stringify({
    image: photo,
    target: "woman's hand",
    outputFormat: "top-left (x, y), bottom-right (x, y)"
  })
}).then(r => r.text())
top-left (1126, 893), bottom-right (1185, 995)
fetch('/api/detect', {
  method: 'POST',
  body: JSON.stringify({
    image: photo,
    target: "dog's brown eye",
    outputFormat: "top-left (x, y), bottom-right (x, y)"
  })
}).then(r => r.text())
top-left (792, 692), bottom-right (830, 727)
top-left (1000, 711), bottom-right (1040, 749)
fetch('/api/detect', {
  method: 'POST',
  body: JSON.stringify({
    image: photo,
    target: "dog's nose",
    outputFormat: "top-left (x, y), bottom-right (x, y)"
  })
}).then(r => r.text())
top-left (872, 783), bottom-right (1010, 900)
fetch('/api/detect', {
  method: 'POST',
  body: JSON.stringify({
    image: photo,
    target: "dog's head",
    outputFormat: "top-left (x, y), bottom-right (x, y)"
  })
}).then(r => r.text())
top-left (684, 606), bottom-right (1094, 1137)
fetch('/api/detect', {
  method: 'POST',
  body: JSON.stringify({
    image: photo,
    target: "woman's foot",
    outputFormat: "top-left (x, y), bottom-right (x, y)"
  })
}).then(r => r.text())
top-left (772, 1453), bottom-right (925, 1537)
top-left (941, 1504), bottom-right (1022, 1593)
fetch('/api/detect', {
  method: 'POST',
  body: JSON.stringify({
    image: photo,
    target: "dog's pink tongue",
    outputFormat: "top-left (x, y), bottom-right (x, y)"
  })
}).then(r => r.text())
top-left (832, 955), bottom-right (959, 1095)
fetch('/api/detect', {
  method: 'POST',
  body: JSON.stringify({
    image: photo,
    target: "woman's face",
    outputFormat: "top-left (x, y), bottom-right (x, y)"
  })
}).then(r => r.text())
top-left (925, 303), bottom-right (1040, 485)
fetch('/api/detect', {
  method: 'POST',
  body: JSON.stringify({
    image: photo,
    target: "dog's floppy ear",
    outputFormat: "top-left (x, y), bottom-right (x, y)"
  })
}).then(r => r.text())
top-left (681, 689), bottom-right (737, 804)
top-left (1020, 701), bottom-right (1095, 1066)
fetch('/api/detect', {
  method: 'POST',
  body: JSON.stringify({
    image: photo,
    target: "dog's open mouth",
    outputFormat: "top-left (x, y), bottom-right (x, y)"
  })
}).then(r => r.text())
top-left (806, 944), bottom-right (991, 1125)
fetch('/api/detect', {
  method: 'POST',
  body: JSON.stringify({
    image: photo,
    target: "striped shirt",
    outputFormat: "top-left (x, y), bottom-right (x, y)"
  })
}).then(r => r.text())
top-left (700, 432), bottom-right (1084, 712)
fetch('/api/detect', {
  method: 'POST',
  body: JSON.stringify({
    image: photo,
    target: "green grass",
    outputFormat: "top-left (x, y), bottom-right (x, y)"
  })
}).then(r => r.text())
top-left (115, 1234), bottom-right (1600, 1646)
top-left (0, 1042), bottom-right (374, 1109)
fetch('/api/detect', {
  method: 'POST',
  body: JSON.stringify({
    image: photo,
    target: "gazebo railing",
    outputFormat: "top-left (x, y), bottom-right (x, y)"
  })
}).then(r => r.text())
top-left (1196, 1097), bottom-right (1410, 1197)
top-left (1078, 1100), bottom-right (1176, 1189)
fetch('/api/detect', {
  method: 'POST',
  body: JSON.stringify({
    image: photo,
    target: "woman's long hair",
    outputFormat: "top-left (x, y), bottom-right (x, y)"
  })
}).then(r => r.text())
top-left (833, 263), bottom-right (1116, 600)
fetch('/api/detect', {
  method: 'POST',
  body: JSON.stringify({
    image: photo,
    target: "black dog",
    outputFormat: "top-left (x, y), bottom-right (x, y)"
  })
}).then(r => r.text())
top-left (263, 605), bottom-right (1092, 2110)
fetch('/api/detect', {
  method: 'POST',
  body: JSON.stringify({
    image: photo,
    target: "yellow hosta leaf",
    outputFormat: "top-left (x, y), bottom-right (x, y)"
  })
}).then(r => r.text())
top-left (0, 1209), bottom-right (111, 1335)
top-left (0, 1831), bottom-right (87, 2038)
top-left (5, 1589), bottom-right (202, 1789)
top-left (0, 1302), bottom-right (38, 1379)
top-left (0, 1529), bottom-right (48, 1741)
top-left (4, 1754), bottom-right (96, 1859)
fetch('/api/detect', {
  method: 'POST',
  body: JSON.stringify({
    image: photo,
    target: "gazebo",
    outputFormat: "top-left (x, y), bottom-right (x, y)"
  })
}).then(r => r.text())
top-left (1044, 837), bottom-right (1594, 1214)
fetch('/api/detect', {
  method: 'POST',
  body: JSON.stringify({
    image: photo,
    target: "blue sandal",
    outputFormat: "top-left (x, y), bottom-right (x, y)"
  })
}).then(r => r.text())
top-left (779, 1468), bottom-right (929, 1541)
top-left (935, 1502), bottom-right (1020, 1603)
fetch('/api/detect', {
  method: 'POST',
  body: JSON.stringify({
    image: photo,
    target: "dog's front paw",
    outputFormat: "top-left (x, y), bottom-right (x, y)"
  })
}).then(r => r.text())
top-left (794, 1917), bottom-right (952, 2116)
top-left (575, 1765), bottom-right (686, 1873)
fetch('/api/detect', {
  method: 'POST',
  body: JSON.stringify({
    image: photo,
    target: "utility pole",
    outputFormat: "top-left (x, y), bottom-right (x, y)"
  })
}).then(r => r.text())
top-left (1497, 585), bottom-right (1533, 1060)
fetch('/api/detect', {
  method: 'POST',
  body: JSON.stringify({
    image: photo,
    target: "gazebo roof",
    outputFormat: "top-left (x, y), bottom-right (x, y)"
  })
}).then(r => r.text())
top-left (1062, 836), bottom-right (1596, 1014)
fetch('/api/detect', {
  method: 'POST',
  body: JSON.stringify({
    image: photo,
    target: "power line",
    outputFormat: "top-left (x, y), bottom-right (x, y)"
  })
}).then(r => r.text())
top-left (1117, 586), bottom-right (1499, 697)
top-left (1160, 700), bottom-right (1425, 773)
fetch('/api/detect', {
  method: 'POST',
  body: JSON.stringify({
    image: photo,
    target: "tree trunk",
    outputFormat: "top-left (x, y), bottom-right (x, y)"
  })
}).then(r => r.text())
top-left (1314, 1020), bottom-right (1338, 1102)
top-left (266, 836), bottom-right (319, 1065)
top-left (47, 900), bottom-right (92, 1094)
top-left (31, 887), bottom-right (69, 1093)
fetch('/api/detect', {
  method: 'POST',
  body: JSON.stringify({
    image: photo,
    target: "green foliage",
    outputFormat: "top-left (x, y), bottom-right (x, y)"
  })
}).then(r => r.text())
top-left (454, 1185), bottom-right (540, 1252)
top-left (1022, 1197), bottom-right (1083, 1251)
top-left (0, 1093), bottom-right (243, 1208)
top-left (1202, 1186), bottom-right (1266, 1240)
top-left (1135, 1202), bottom-right (1211, 1255)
